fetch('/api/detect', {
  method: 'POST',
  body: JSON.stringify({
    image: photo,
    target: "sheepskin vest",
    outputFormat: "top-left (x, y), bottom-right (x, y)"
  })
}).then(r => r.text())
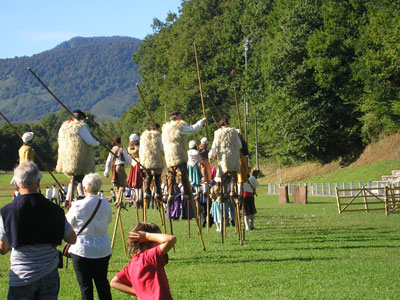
top-left (140, 130), bottom-right (164, 169)
top-left (56, 120), bottom-right (95, 177)
top-left (214, 127), bottom-right (241, 173)
top-left (162, 120), bottom-right (188, 167)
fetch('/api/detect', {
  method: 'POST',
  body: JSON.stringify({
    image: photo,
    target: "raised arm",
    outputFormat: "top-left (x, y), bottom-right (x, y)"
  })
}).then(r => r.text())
top-left (181, 118), bottom-right (206, 135)
top-left (129, 231), bottom-right (177, 254)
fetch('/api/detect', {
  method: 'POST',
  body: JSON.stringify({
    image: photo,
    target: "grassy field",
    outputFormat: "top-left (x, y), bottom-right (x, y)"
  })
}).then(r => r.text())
top-left (0, 171), bottom-right (399, 299)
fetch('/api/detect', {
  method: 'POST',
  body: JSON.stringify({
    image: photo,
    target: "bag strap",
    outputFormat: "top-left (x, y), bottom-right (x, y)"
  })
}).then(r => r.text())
top-left (76, 198), bottom-right (102, 236)
top-left (247, 178), bottom-right (257, 196)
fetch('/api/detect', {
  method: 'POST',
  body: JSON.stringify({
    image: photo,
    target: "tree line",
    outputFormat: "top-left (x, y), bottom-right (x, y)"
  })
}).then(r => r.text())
top-left (1, 0), bottom-right (399, 171)
top-left (121, 0), bottom-right (400, 165)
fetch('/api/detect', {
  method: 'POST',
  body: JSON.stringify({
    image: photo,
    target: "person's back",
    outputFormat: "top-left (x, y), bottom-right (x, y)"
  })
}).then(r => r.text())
top-left (0, 161), bottom-right (76, 299)
top-left (19, 132), bottom-right (35, 163)
top-left (110, 222), bottom-right (176, 300)
top-left (19, 144), bottom-right (34, 163)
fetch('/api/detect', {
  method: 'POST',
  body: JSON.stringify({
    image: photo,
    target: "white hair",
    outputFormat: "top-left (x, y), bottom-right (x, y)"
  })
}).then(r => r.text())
top-left (82, 173), bottom-right (102, 194)
top-left (14, 161), bottom-right (41, 188)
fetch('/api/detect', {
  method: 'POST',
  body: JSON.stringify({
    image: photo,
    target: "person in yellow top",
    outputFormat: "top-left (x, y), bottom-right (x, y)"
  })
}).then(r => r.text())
top-left (10, 132), bottom-right (35, 186)
top-left (19, 132), bottom-right (35, 163)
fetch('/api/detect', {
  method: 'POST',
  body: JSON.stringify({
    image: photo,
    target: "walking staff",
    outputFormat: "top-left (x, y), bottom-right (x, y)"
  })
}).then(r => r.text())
top-left (234, 86), bottom-right (246, 242)
top-left (194, 41), bottom-right (212, 232)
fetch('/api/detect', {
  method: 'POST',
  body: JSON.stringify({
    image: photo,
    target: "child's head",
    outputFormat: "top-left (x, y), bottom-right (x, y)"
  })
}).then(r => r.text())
top-left (128, 222), bottom-right (161, 256)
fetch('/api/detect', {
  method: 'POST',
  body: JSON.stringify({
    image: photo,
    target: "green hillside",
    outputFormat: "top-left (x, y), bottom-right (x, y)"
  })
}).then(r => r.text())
top-left (0, 36), bottom-right (141, 122)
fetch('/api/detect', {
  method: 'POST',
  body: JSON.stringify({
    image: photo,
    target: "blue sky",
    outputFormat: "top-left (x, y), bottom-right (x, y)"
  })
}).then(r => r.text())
top-left (0, 0), bottom-right (182, 59)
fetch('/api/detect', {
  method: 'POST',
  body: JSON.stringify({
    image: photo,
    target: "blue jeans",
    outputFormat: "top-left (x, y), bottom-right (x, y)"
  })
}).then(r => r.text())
top-left (7, 267), bottom-right (60, 300)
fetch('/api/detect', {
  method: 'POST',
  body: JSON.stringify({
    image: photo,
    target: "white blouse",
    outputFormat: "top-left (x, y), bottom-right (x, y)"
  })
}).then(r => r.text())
top-left (187, 149), bottom-right (202, 167)
top-left (66, 194), bottom-right (112, 259)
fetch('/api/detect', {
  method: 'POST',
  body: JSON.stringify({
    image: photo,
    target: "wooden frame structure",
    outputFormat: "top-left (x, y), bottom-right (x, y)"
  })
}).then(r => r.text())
top-left (335, 185), bottom-right (400, 215)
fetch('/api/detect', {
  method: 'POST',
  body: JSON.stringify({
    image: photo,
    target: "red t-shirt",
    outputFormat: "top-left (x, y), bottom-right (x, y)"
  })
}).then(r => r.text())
top-left (116, 246), bottom-right (173, 300)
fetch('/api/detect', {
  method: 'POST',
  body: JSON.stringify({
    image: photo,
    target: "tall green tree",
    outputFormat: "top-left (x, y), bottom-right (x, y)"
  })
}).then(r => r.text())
top-left (353, 0), bottom-right (400, 141)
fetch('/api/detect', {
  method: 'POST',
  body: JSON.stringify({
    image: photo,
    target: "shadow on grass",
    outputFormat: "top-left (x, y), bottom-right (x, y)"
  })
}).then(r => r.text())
top-left (172, 256), bottom-right (336, 265)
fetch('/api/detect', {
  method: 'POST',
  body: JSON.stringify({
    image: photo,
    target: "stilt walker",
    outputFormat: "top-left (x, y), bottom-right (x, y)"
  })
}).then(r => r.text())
top-left (127, 133), bottom-right (144, 220)
top-left (162, 111), bottom-right (207, 250)
top-left (27, 68), bottom-right (103, 206)
top-left (136, 84), bottom-right (168, 234)
top-left (104, 136), bottom-right (131, 254)
top-left (27, 68), bottom-right (136, 252)
top-left (209, 118), bottom-right (242, 245)
top-left (187, 139), bottom-right (203, 235)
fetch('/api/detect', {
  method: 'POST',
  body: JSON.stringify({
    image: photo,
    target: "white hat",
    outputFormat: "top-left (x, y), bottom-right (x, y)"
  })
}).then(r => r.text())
top-left (189, 140), bottom-right (197, 149)
top-left (22, 132), bottom-right (34, 143)
top-left (200, 137), bottom-right (208, 144)
top-left (129, 134), bottom-right (139, 142)
top-left (214, 176), bottom-right (221, 183)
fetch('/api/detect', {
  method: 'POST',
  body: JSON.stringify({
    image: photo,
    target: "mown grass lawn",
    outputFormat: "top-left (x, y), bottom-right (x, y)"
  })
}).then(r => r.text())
top-left (0, 173), bottom-right (399, 299)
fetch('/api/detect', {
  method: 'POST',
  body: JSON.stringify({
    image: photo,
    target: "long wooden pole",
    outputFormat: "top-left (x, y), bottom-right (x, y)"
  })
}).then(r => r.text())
top-left (211, 115), bottom-right (219, 127)
top-left (193, 42), bottom-right (209, 141)
top-left (209, 98), bottom-right (227, 127)
top-left (27, 67), bottom-right (148, 170)
top-left (136, 84), bottom-right (156, 128)
top-left (193, 43), bottom-right (213, 233)
top-left (234, 87), bottom-right (242, 135)
top-left (0, 111), bottom-right (65, 195)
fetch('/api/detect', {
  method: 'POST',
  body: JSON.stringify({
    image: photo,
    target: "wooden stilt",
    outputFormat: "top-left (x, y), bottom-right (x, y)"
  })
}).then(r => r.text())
top-left (221, 202), bottom-right (225, 244)
top-left (236, 202), bottom-right (243, 245)
top-left (168, 201), bottom-right (176, 253)
top-left (242, 203), bottom-right (246, 241)
top-left (206, 186), bottom-right (210, 234)
top-left (187, 195), bottom-right (191, 237)
top-left (183, 175), bottom-right (206, 250)
top-left (118, 209), bottom-right (127, 255)
top-left (134, 190), bottom-right (140, 224)
top-left (111, 187), bottom-right (127, 253)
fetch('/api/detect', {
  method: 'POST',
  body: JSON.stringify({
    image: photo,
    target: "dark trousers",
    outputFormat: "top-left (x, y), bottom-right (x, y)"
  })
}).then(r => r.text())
top-left (167, 163), bottom-right (191, 199)
top-left (221, 172), bottom-right (238, 201)
top-left (143, 168), bottom-right (162, 200)
top-left (70, 254), bottom-right (112, 300)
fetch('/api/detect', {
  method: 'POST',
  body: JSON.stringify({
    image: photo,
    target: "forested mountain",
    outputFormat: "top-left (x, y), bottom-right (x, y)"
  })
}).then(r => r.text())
top-left (121, 0), bottom-right (400, 165)
top-left (0, 36), bottom-right (141, 122)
